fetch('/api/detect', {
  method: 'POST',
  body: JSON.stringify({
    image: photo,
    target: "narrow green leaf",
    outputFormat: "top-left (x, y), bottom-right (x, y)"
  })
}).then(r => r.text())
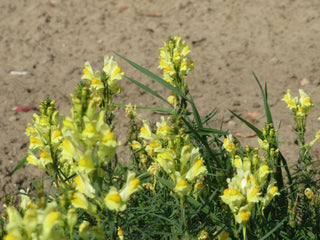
top-left (229, 109), bottom-right (263, 139)
top-left (8, 148), bottom-right (38, 176)
top-left (117, 103), bottom-right (173, 114)
top-left (113, 51), bottom-right (189, 101)
top-left (191, 127), bottom-right (228, 137)
top-left (155, 175), bottom-right (175, 190)
top-left (188, 95), bottom-right (203, 129)
top-left (252, 72), bottom-right (273, 124)
top-left (124, 75), bottom-right (169, 104)
top-left (260, 217), bottom-right (287, 240)
top-left (186, 195), bottom-right (222, 223)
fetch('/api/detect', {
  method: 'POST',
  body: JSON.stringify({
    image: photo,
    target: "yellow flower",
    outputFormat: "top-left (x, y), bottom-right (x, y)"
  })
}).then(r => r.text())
top-left (82, 123), bottom-right (99, 146)
top-left (102, 55), bottom-right (124, 88)
top-left (247, 187), bottom-right (260, 203)
top-left (19, 189), bottom-right (32, 210)
top-left (79, 221), bottom-right (90, 240)
top-left (282, 89), bottom-right (297, 113)
top-left (233, 155), bottom-right (242, 169)
top-left (118, 227), bottom-right (124, 240)
top-left (43, 211), bottom-right (62, 237)
top-left (221, 188), bottom-right (245, 212)
top-left (74, 172), bottom-right (95, 198)
top-left (296, 107), bottom-right (305, 117)
top-left (174, 172), bottom-right (191, 198)
top-left (236, 209), bottom-right (251, 224)
top-left (119, 172), bottom-right (141, 202)
top-left (223, 134), bottom-right (236, 156)
top-left (125, 103), bottom-right (138, 118)
top-left (167, 95), bottom-right (177, 105)
top-left (104, 187), bottom-right (126, 212)
top-left (77, 157), bottom-right (95, 174)
top-left (262, 179), bottom-right (280, 211)
top-left (299, 89), bottom-right (313, 113)
top-left (4, 234), bottom-right (22, 240)
top-left (51, 129), bottom-right (63, 145)
top-left (198, 230), bottom-right (209, 240)
top-left (139, 120), bottom-right (153, 140)
top-left (214, 230), bottom-right (231, 240)
top-left (82, 61), bottom-right (95, 80)
top-left (256, 164), bottom-right (270, 186)
top-left (71, 192), bottom-right (97, 215)
top-left (156, 151), bottom-right (175, 176)
top-left (185, 159), bottom-right (207, 182)
top-left (29, 136), bottom-right (43, 149)
top-left (90, 78), bottom-right (104, 91)
top-left (305, 188), bottom-right (314, 199)
top-left (6, 206), bottom-right (23, 231)
top-left (131, 140), bottom-right (142, 150)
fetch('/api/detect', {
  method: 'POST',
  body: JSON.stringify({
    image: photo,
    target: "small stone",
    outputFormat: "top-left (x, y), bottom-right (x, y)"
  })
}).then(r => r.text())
top-left (227, 120), bottom-right (236, 128)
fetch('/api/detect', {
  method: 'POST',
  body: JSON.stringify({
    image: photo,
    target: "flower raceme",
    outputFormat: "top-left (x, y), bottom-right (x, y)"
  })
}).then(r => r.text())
top-left (282, 89), bottom-right (314, 117)
top-left (158, 36), bottom-right (194, 107)
top-left (221, 138), bottom-right (279, 237)
top-left (135, 116), bottom-right (207, 199)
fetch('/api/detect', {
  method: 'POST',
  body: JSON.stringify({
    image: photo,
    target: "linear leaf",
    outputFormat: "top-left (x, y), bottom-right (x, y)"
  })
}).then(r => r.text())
top-left (253, 72), bottom-right (273, 124)
top-left (229, 109), bottom-right (263, 139)
top-left (124, 75), bottom-right (169, 104)
top-left (114, 51), bottom-right (189, 101)
top-left (260, 217), bottom-right (287, 240)
top-left (8, 148), bottom-right (38, 176)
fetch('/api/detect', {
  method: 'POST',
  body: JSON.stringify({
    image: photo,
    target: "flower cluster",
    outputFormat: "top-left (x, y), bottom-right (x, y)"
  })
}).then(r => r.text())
top-left (25, 98), bottom-right (62, 174)
top-left (222, 134), bottom-right (279, 237)
top-left (282, 89), bottom-right (313, 117)
top-left (158, 36), bottom-right (194, 106)
top-left (4, 56), bottom-right (141, 240)
top-left (133, 116), bottom-right (207, 200)
top-left (5, 201), bottom-right (66, 240)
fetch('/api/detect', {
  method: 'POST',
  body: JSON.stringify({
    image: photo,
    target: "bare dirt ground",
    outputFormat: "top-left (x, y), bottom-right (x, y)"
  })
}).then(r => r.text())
top-left (1, 0), bottom-right (320, 208)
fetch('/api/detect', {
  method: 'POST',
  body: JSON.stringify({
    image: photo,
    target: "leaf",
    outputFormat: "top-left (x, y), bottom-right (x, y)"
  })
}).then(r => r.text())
top-left (8, 148), bottom-right (38, 176)
top-left (124, 75), bottom-right (170, 105)
top-left (252, 72), bottom-right (273, 124)
top-left (188, 95), bottom-right (203, 129)
top-left (260, 217), bottom-right (287, 240)
top-left (229, 110), bottom-right (263, 139)
top-left (113, 51), bottom-right (189, 101)
top-left (188, 127), bottom-right (228, 137)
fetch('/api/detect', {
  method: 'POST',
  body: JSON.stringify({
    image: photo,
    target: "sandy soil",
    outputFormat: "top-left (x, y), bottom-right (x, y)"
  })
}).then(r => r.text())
top-left (1, 0), bottom-right (320, 208)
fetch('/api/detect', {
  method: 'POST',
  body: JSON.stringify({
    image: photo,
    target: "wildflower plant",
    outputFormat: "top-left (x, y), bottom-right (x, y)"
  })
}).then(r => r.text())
top-left (2, 36), bottom-right (320, 240)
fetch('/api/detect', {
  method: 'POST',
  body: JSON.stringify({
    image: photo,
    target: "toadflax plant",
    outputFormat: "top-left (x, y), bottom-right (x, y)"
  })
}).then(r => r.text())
top-left (2, 36), bottom-right (319, 240)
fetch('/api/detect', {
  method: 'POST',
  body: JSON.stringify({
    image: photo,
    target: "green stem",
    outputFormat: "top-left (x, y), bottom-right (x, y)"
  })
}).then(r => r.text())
top-left (243, 225), bottom-right (247, 240)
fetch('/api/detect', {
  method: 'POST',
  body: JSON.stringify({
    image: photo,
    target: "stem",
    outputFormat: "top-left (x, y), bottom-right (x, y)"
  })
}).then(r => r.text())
top-left (243, 225), bottom-right (247, 240)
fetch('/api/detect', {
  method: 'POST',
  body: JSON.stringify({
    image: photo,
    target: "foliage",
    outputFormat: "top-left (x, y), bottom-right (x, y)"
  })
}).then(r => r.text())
top-left (1, 36), bottom-right (319, 240)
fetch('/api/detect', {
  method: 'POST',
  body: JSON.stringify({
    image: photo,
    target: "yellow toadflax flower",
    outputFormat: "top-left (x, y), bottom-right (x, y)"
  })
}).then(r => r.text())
top-left (185, 158), bottom-right (207, 182)
top-left (74, 172), bottom-right (95, 198)
top-left (304, 188), bottom-right (314, 199)
top-left (174, 172), bottom-right (191, 198)
top-left (119, 171), bottom-right (141, 202)
top-left (105, 172), bottom-right (141, 212)
top-left (282, 89), bottom-right (298, 113)
top-left (223, 134), bottom-right (236, 156)
top-left (104, 187), bottom-right (126, 212)
top-left (102, 55), bottom-right (124, 92)
top-left (82, 61), bottom-right (95, 81)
